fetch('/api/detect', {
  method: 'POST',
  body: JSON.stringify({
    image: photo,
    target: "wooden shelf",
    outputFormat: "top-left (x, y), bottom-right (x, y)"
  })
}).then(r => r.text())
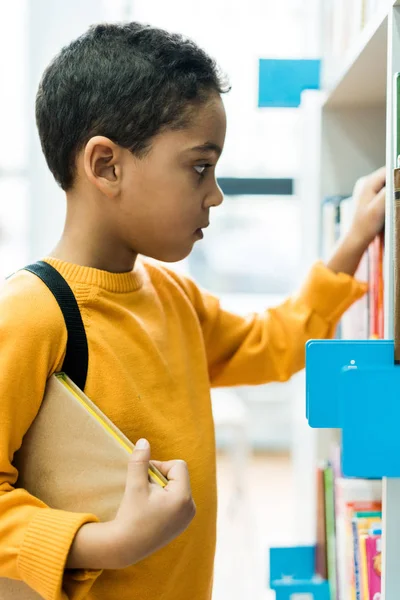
top-left (324, 7), bottom-right (389, 108)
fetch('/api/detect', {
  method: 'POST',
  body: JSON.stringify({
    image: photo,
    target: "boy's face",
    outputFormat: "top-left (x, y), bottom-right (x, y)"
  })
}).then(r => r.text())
top-left (110, 94), bottom-right (226, 263)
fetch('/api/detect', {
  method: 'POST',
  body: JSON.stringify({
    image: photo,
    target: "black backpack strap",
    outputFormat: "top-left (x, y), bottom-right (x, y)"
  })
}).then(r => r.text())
top-left (23, 261), bottom-right (89, 390)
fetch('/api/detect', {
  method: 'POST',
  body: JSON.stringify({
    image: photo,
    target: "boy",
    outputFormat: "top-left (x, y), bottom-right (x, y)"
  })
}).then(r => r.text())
top-left (0, 22), bottom-right (385, 600)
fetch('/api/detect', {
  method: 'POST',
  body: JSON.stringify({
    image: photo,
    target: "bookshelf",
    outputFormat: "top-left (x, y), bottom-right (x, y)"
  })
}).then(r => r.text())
top-left (323, 5), bottom-right (388, 108)
top-left (293, 1), bottom-right (400, 599)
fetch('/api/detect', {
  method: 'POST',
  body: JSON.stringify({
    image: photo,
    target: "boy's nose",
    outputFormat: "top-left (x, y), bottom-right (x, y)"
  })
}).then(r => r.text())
top-left (204, 183), bottom-right (224, 209)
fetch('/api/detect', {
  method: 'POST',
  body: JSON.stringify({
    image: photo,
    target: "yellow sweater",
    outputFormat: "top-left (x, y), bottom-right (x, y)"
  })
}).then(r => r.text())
top-left (0, 257), bottom-right (366, 600)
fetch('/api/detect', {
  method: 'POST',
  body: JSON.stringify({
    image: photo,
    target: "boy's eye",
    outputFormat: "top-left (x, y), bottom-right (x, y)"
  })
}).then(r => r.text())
top-left (194, 164), bottom-right (212, 177)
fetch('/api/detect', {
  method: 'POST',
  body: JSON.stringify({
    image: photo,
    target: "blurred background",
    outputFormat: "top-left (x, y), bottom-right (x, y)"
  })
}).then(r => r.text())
top-left (0, 1), bottom-right (322, 598)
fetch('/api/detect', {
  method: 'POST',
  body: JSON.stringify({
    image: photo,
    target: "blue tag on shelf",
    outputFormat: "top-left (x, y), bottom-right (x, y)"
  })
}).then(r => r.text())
top-left (269, 546), bottom-right (330, 599)
top-left (305, 340), bottom-right (393, 428)
top-left (339, 365), bottom-right (400, 478)
top-left (258, 59), bottom-right (321, 108)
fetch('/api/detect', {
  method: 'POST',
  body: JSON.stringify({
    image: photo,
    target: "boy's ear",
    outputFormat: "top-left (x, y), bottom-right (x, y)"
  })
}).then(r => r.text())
top-left (83, 136), bottom-right (122, 197)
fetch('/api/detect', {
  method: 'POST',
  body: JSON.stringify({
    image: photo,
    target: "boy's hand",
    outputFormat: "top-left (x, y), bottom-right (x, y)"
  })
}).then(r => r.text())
top-left (66, 439), bottom-right (195, 570)
top-left (327, 167), bottom-right (386, 277)
top-left (348, 166), bottom-right (386, 248)
top-left (111, 439), bottom-right (196, 568)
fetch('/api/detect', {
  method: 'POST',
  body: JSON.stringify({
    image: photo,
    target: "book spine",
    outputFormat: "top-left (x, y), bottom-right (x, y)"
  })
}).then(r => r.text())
top-left (377, 232), bottom-right (384, 339)
top-left (368, 233), bottom-right (384, 340)
top-left (360, 535), bottom-right (369, 600)
top-left (368, 237), bottom-right (378, 338)
top-left (316, 466), bottom-right (328, 579)
top-left (366, 536), bottom-right (382, 600)
top-left (352, 520), bottom-right (362, 600)
top-left (324, 467), bottom-right (337, 600)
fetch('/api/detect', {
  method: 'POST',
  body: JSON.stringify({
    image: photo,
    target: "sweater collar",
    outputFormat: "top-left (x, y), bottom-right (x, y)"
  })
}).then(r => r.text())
top-left (43, 257), bottom-right (144, 293)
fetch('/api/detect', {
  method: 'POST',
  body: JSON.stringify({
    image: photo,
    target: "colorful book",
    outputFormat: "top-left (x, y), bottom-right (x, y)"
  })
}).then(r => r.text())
top-left (352, 516), bottom-right (382, 600)
top-left (366, 536), bottom-right (382, 600)
top-left (335, 478), bottom-right (382, 600)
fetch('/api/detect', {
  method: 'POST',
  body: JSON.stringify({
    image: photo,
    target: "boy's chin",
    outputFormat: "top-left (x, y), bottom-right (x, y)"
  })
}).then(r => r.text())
top-left (143, 243), bottom-right (195, 264)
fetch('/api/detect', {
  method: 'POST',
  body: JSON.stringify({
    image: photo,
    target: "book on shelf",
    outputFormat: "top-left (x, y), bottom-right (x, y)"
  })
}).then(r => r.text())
top-left (365, 535), bottom-right (382, 600)
top-left (321, 0), bottom-right (388, 85)
top-left (324, 465), bottom-right (337, 600)
top-left (321, 195), bottom-right (344, 262)
top-left (352, 515), bottom-right (382, 600)
top-left (316, 464), bottom-right (328, 580)
top-left (321, 195), bottom-right (349, 340)
top-left (315, 445), bottom-right (382, 600)
top-left (339, 196), bottom-right (370, 340)
top-left (320, 194), bottom-right (384, 340)
top-left (368, 231), bottom-right (384, 339)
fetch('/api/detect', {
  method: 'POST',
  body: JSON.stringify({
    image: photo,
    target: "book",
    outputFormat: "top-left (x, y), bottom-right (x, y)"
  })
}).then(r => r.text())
top-left (322, 0), bottom-right (387, 89)
top-left (366, 536), bottom-right (382, 600)
top-left (315, 443), bottom-right (383, 600)
top-left (321, 195), bottom-right (348, 260)
top-left (320, 193), bottom-right (384, 341)
top-left (0, 373), bottom-right (167, 599)
top-left (330, 0), bottom-right (365, 60)
top-left (56, 373), bottom-right (167, 488)
top-left (352, 520), bottom-right (362, 600)
top-left (352, 516), bottom-right (382, 600)
top-left (335, 478), bottom-right (382, 600)
top-left (316, 465), bottom-right (328, 579)
top-left (368, 232), bottom-right (384, 339)
top-left (346, 505), bottom-right (381, 600)
top-left (339, 196), bottom-right (370, 340)
top-left (321, 195), bottom-right (351, 340)
top-left (359, 534), bottom-right (369, 600)
top-left (324, 466), bottom-right (337, 600)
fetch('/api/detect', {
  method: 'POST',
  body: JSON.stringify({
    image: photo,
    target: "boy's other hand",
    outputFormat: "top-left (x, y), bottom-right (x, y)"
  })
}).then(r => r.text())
top-left (111, 439), bottom-right (196, 569)
top-left (66, 439), bottom-right (195, 571)
top-left (327, 167), bottom-right (386, 277)
top-left (349, 166), bottom-right (386, 248)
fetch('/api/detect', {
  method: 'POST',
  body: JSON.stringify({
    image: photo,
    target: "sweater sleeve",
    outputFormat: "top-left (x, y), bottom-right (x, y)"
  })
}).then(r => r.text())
top-left (164, 261), bottom-right (367, 387)
top-left (0, 272), bottom-right (102, 600)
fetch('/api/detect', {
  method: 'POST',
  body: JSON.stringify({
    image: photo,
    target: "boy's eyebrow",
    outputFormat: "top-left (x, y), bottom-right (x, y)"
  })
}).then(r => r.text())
top-left (189, 142), bottom-right (222, 157)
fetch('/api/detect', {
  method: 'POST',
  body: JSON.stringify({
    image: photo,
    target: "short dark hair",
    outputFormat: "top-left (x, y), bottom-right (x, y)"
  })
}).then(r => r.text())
top-left (36, 22), bottom-right (229, 191)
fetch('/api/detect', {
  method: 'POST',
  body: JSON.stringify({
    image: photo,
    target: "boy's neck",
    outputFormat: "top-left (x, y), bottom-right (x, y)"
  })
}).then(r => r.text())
top-left (50, 192), bottom-right (138, 274)
top-left (50, 237), bottom-right (138, 274)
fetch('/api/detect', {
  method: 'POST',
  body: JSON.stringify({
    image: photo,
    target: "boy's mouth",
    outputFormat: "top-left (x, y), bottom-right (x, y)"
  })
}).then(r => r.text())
top-left (194, 222), bottom-right (209, 239)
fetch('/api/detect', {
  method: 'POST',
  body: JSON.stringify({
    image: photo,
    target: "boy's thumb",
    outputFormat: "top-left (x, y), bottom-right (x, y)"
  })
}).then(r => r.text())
top-left (127, 438), bottom-right (151, 489)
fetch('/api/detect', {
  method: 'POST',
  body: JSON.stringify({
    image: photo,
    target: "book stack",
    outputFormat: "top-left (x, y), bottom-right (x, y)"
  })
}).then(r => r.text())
top-left (321, 0), bottom-right (388, 87)
top-left (320, 195), bottom-right (384, 340)
top-left (316, 446), bottom-right (382, 600)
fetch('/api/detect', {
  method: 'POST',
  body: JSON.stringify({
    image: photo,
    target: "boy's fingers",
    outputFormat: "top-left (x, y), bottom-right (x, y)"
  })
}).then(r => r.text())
top-left (126, 439), bottom-right (151, 492)
top-left (151, 459), bottom-right (191, 492)
top-left (369, 166), bottom-right (386, 192)
top-left (373, 186), bottom-right (386, 203)
top-left (371, 187), bottom-right (386, 218)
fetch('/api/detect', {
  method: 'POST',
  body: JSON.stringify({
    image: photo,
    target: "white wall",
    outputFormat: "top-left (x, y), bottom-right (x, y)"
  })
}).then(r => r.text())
top-left (27, 0), bottom-right (106, 261)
